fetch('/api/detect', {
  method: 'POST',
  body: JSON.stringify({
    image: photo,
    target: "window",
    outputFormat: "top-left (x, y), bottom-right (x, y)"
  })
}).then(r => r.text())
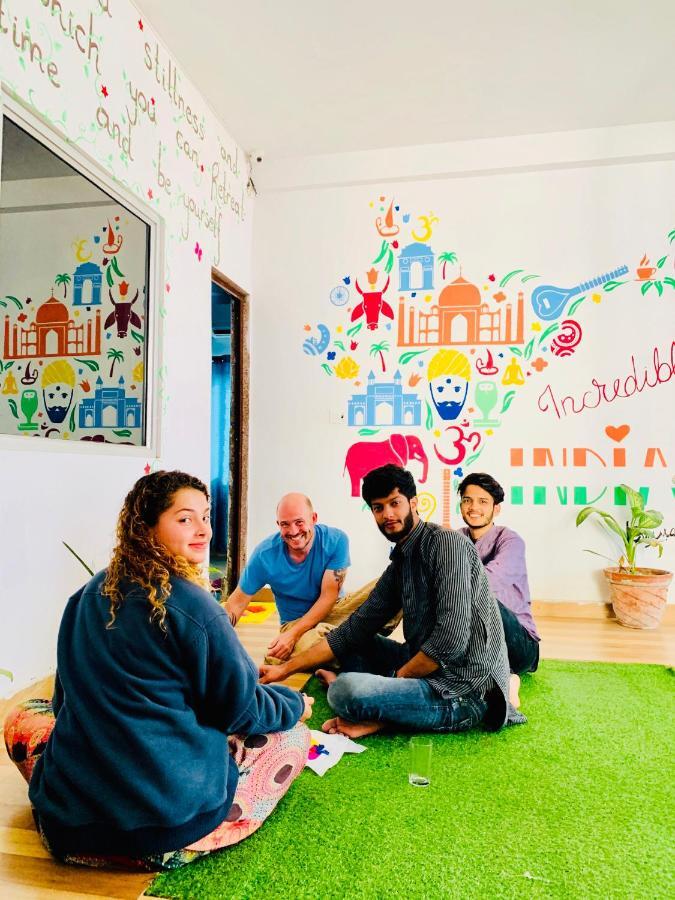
top-left (0, 98), bottom-right (159, 450)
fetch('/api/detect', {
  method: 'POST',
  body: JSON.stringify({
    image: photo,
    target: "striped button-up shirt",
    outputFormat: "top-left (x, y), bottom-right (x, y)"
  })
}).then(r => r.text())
top-left (327, 520), bottom-right (512, 730)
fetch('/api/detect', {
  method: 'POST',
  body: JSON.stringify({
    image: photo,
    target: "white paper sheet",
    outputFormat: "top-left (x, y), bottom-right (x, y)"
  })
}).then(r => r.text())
top-left (305, 729), bottom-right (367, 776)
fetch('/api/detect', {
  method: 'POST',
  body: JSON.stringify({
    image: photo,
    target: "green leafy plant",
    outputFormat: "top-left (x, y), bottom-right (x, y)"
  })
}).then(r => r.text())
top-left (62, 541), bottom-right (94, 576)
top-left (1, 668), bottom-right (13, 681)
top-left (576, 484), bottom-right (664, 573)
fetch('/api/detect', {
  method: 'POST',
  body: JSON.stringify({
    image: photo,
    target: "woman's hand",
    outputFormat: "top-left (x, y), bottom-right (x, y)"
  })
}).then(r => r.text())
top-left (299, 693), bottom-right (314, 723)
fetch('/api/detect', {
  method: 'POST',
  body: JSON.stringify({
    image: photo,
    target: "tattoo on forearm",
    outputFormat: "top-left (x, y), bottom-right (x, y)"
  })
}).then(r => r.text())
top-left (333, 568), bottom-right (346, 588)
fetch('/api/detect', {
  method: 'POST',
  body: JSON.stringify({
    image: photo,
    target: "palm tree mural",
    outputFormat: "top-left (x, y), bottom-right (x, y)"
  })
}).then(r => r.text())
top-left (107, 348), bottom-right (124, 377)
top-left (55, 273), bottom-right (71, 298)
top-left (438, 252), bottom-right (458, 280)
top-left (369, 340), bottom-right (390, 373)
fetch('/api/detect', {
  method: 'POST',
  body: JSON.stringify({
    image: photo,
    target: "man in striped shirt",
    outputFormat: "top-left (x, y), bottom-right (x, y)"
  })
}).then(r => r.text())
top-left (260, 465), bottom-right (524, 738)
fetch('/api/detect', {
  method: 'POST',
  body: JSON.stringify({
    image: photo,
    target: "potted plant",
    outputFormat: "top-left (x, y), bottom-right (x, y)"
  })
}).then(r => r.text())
top-left (576, 484), bottom-right (672, 629)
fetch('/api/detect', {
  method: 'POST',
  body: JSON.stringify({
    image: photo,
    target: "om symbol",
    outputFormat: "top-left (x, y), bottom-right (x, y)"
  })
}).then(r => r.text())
top-left (433, 426), bottom-right (481, 466)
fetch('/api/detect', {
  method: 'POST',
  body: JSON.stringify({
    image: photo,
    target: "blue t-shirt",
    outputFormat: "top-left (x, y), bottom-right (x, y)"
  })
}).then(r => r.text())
top-left (239, 524), bottom-right (350, 623)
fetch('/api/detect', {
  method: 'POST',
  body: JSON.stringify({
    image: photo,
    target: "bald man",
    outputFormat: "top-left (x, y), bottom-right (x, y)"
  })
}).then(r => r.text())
top-left (225, 493), bottom-right (373, 665)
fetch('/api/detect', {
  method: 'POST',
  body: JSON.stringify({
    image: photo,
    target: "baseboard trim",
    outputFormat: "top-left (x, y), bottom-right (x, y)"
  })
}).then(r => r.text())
top-left (533, 600), bottom-right (675, 624)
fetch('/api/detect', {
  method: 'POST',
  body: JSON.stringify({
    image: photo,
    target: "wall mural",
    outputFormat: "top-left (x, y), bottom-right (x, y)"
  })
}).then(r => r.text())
top-left (0, 0), bottom-right (250, 454)
top-left (1, 210), bottom-right (148, 444)
top-left (304, 197), bottom-right (675, 524)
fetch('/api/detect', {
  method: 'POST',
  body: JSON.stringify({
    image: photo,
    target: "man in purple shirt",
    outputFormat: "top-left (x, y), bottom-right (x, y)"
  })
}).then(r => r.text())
top-left (458, 473), bottom-right (540, 677)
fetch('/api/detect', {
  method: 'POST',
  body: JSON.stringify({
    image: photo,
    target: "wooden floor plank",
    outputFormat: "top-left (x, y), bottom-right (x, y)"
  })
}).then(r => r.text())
top-left (0, 880), bottom-right (123, 900)
top-left (0, 825), bottom-right (52, 859)
top-left (1, 611), bottom-right (673, 898)
top-left (539, 617), bottom-right (674, 664)
top-left (0, 852), bottom-right (150, 898)
top-left (0, 808), bottom-right (36, 830)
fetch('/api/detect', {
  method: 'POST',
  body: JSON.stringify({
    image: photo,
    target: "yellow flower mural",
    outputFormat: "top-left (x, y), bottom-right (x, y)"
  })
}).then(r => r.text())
top-left (334, 357), bottom-right (359, 380)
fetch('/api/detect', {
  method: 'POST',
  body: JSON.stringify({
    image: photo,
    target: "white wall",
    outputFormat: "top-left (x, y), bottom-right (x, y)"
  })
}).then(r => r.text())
top-left (251, 123), bottom-right (675, 603)
top-left (1, 4), bottom-right (673, 696)
top-left (0, 0), bottom-right (252, 694)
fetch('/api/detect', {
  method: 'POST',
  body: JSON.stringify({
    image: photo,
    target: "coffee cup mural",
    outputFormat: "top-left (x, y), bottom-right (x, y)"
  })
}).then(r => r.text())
top-left (636, 255), bottom-right (656, 280)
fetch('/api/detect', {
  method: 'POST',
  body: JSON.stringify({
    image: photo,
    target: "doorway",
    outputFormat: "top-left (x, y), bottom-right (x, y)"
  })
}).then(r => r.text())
top-left (210, 272), bottom-right (249, 595)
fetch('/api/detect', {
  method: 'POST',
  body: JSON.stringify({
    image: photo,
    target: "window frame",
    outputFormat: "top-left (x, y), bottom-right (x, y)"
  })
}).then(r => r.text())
top-left (0, 86), bottom-right (164, 457)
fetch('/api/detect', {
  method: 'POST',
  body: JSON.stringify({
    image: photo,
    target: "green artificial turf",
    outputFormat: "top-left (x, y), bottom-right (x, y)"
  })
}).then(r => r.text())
top-left (148, 661), bottom-right (675, 899)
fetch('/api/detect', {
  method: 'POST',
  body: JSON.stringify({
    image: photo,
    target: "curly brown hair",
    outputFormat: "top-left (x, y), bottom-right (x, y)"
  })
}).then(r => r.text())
top-left (102, 470), bottom-right (211, 629)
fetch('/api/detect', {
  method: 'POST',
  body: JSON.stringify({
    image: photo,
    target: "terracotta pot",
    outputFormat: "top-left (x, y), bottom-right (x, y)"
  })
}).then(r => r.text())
top-left (603, 567), bottom-right (673, 629)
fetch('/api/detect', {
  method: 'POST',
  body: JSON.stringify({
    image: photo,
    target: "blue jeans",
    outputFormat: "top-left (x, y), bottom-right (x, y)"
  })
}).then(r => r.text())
top-left (328, 636), bottom-right (487, 733)
top-left (499, 603), bottom-right (539, 675)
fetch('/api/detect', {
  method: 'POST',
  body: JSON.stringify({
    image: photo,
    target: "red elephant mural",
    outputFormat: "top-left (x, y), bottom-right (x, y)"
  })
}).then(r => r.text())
top-left (343, 433), bottom-right (429, 497)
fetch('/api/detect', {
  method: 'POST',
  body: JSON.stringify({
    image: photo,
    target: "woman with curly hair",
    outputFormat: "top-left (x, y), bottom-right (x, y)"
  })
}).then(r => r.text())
top-left (4, 470), bottom-right (312, 870)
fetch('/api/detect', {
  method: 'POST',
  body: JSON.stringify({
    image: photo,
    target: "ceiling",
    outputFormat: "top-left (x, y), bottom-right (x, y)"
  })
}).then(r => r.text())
top-left (1, 119), bottom-right (77, 181)
top-left (137, 1), bottom-right (675, 160)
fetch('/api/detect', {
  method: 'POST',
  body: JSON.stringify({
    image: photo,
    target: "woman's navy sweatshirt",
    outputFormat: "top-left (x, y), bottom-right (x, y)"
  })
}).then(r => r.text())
top-left (28, 572), bottom-right (304, 857)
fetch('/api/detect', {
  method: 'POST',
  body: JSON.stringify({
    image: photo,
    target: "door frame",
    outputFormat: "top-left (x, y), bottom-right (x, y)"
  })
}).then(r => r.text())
top-left (211, 268), bottom-right (249, 592)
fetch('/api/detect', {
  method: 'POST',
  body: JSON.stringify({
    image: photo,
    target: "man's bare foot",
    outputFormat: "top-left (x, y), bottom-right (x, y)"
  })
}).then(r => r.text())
top-left (322, 716), bottom-right (384, 738)
top-left (509, 673), bottom-right (521, 708)
top-left (315, 669), bottom-right (338, 688)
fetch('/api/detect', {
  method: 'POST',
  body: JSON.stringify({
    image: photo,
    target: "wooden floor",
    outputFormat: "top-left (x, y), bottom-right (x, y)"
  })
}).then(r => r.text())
top-left (536, 615), bottom-right (674, 665)
top-left (1, 611), bottom-right (673, 899)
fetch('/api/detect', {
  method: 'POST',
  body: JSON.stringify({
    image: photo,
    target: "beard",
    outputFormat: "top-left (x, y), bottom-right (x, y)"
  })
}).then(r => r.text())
top-left (46, 405), bottom-right (69, 423)
top-left (431, 383), bottom-right (469, 421)
top-left (378, 508), bottom-right (416, 543)
top-left (433, 398), bottom-right (465, 421)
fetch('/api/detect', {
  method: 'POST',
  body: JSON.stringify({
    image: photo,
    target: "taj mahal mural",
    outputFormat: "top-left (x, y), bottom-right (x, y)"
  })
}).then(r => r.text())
top-left (3, 294), bottom-right (101, 360)
top-left (397, 275), bottom-right (525, 347)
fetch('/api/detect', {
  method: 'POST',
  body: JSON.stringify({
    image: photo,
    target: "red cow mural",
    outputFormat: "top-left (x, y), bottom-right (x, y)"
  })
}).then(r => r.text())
top-left (351, 271), bottom-right (393, 331)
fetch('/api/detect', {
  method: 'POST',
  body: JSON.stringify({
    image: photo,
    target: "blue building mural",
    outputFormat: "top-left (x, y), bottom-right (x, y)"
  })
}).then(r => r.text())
top-left (347, 371), bottom-right (421, 426)
top-left (398, 243), bottom-right (435, 292)
top-left (79, 376), bottom-right (142, 428)
top-left (72, 262), bottom-right (103, 306)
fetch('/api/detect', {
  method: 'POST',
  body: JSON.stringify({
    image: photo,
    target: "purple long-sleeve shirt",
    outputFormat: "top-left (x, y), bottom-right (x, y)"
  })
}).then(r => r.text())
top-left (459, 524), bottom-right (540, 640)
